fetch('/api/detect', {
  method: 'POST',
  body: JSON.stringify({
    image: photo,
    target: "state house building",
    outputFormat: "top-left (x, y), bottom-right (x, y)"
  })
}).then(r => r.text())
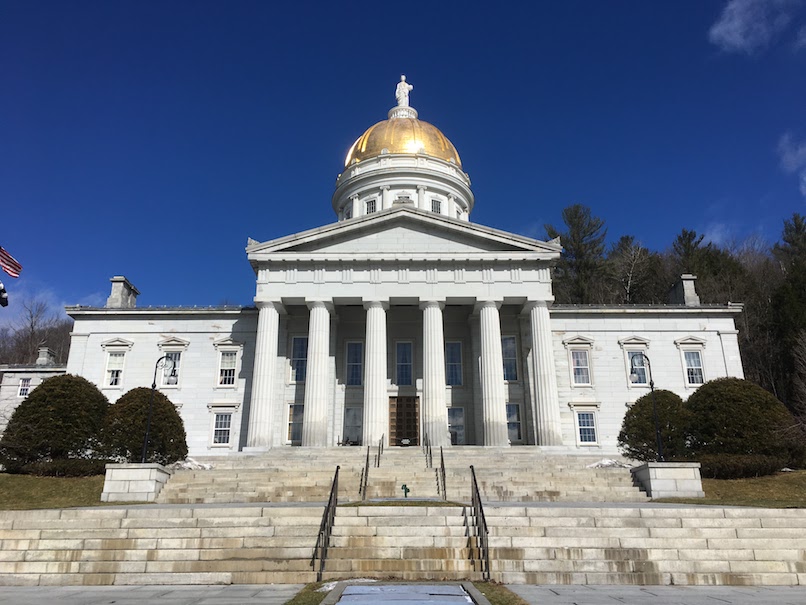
top-left (64, 80), bottom-right (745, 457)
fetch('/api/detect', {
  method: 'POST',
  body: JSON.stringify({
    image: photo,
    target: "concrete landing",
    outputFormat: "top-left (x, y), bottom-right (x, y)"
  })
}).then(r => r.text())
top-left (325, 583), bottom-right (485, 604)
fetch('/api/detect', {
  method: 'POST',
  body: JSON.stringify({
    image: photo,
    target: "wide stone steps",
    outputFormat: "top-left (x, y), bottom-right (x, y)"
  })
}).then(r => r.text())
top-left (0, 505), bottom-right (323, 586)
top-left (485, 505), bottom-right (806, 585)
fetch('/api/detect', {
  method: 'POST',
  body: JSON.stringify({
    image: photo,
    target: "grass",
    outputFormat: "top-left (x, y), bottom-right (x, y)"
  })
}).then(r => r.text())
top-left (283, 581), bottom-right (529, 605)
top-left (0, 473), bottom-right (106, 510)
top-left (655, 470), bottom-right (806, 507)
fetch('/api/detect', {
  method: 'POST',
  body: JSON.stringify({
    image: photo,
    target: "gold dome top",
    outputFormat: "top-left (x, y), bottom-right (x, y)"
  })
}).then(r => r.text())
top-left (345, 117), bottom-right (462, 168)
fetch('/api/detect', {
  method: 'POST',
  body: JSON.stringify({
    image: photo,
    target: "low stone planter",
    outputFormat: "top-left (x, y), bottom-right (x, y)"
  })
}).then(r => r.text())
top-left (101, 463), bottom-right (172, 502)
top-left (630, 462), bottom-right (705, 499)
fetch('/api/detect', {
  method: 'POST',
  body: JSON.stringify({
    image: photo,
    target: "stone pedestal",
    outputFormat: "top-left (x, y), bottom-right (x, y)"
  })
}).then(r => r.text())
top-left (630, 462), bottom-right (705, 499)
top-left (101, 463), bottom-right (172, 502)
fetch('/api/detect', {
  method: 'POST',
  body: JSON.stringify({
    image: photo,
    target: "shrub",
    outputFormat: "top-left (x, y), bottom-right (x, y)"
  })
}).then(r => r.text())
top-left (687, 377), bottom-right (805, 476)
top-left (19, 459), bottom-right (108, 477)
top-left (0, 374), bottom-right (109, 474)
top-left (618, 389), bottom-right (690, 462)
top-left (102, 387), bottom-right (188, 465)
top-left (698, 454), bottom-right (784, 480)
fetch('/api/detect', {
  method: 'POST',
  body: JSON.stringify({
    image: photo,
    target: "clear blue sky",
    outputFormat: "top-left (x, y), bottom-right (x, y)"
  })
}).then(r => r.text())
top-left (1, 1), bottom-right (805, 319)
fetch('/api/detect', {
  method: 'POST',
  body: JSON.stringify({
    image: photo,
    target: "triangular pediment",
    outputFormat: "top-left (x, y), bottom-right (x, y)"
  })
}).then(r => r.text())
top-left (247, 206), bottom-right (561, 259)
top-left (675, 336), bottom-right (707, 348)
top-left (158, 336), bottom-right (190, 350)
top-left (101, 338), bottom-right (134, 350)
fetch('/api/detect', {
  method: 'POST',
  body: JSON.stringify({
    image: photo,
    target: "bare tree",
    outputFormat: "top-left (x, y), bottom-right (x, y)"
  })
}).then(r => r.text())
top-left (0, 299), bottom-right (73, 365)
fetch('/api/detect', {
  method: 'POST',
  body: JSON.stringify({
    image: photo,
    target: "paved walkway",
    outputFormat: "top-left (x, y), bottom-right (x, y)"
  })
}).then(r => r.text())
top-left (1, 584), bottom-right (806, 605)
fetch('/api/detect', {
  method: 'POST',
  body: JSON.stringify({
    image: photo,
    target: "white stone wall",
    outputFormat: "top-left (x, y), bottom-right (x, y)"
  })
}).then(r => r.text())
top-left (0, 367), bottom-right (66, 435)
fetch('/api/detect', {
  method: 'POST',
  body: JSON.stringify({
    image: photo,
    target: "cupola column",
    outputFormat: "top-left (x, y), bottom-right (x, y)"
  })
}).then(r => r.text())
top-left (421, 301), bottom-right (450, 447)
top-left (350, 195), bottom-right (360, 218)
top-left (380, 186), bottom-right (391, 210)
top-left (417, 186), bottom-right (428, 211)
top-left (246, 301), bottom-right (283, 448)
top-left (524, 301), bottom-right (562, 445)
top-left (478, 301), bottom-right (509, 446)
top-left (363, 301), bottom-right (388, 446)
top-left (302, 301), bottom-right (333, 447)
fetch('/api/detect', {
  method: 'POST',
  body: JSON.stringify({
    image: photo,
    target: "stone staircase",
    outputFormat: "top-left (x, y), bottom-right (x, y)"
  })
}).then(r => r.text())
top-left (0, 505), bottom-right (322, 586)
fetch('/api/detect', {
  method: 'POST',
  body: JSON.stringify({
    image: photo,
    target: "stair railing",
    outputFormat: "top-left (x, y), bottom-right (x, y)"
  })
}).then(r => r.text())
top-left (311, 465), bottom-right (339, 582)
top-left (359, 446), bottom-right (370, 501)
top-left (374, 434), bottom-right (385, 468)
top-left (469, 465), bottom-right (491, 581)
top-left (438, 446), bottom-right (447, 501)
top-left (423, 433), bottom-right (433, 468)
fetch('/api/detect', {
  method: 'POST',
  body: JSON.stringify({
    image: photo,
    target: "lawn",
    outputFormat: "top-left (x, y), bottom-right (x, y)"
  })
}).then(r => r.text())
top-left (0, 473), bottom-right (105, 510)
top-left (656, 470), bottom-right (806, 507)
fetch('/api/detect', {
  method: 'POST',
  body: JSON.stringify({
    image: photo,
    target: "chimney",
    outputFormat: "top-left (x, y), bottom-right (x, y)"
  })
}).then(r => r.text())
top-left (35, 347), bottom-right (57, 366)
top-left (668, 274), bottom-right (701, 307)
top-left (106, 276), bottom-right (140, 309)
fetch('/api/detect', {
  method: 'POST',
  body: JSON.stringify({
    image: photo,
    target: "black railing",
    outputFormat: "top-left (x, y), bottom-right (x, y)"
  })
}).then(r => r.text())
top-left (374, 434), bottom-right (385, 468)
top-left (469, 465), bottom-right (490, 581)
top-left (359, 446), bottom-right (370, 501)
top-left (437, 446), bottom-right (447, 500)
top-left (311, 465), bottom-right (339, 582)
top-left (423, 433), bottom-right (433, 469)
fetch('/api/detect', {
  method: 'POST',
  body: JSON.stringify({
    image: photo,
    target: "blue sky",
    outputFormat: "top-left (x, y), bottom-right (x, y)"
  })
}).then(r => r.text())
top-left (1, 1), bottom-right (805, 320)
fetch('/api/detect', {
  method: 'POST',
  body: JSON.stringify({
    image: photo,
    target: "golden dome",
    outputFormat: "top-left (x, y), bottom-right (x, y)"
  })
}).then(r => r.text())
top-left (345, 117), bottom-right (462, 168)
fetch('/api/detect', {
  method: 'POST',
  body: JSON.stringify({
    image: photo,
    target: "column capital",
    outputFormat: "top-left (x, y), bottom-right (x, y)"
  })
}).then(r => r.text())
top-left (473, 300), bottom-right (501, 313)
top-left (306, 300), bottom-right (334, 314)
top-left (419, 300), bottom-right (445, 311)
top-left (350, 193), bottom-right (359, 201)
top-left (363, 300), bottom-right (389, 311)
top-left (380, 185), bottom-right (391, 191)
top-left (417, 185), bottom-right (428, 191)
top-left (522, 300), bottom-right (550, 314)
top-left (255, 300), bottom-right (286, 314)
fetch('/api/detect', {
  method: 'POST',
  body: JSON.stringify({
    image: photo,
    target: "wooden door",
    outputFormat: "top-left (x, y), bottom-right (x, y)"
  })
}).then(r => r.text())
top-left (389, 396), bottom-right (419, 446)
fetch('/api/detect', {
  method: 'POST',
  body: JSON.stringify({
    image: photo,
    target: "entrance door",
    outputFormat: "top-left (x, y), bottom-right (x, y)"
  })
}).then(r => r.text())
top-left (389, 396), bottom-right (419, 446)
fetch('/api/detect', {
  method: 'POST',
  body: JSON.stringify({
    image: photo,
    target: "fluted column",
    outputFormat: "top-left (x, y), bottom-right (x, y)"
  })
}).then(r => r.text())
top-left (478, 301), bottom-right (509, 446)
top-left (247, 301), bottom-right (282, 448)
top-left (525, 301), bottom-right (562, 445)
top-left (363, 301), bottom-right (388, 446)
top-left (380, 186), bottom-right (391, 210)
top-left (422, 301), bottom-right (450, 447)
top-left (417, 185), bottom-right (428, 211)
top-left (302, 301), bottom-right (331, 447)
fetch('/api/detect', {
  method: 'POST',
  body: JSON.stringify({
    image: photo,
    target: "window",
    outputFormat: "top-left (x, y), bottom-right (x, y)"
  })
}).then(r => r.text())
top-left (396, 341), bottom-right (413, 386)
top-left (627, 351), bottom-right (648, 385)
top-left (506, 403), bottom-right (522, 442)
top-left (161, 351), bottom-right (181, 387)
top-left (218, 351), bottom-right (237, 386)
top-left (571, 350), bottom-right (591, 386)
top-left (346, 341), bottom-right (363, 386)
top-left (212, 413), bottom-right (232, 445)
top-left (431, 199), bottom-right (442, 214)
top-left (445, 341), bottom-right (462, 386)
top-left (342, 407), bottom-right (362, 445)
top-left (502, 336), bottom-right (518, 381)
top-left (288, 404), bottom-right (304, 444)
top-left (577, 411), bottom-right (597, 443)
top-left (684, 351), bottom-right (704, 385)
top-left (106, 352), bottom-right (126, 387)
top-left (291, 336), bottom-right (308, 382)
top-left (448, 407), bottom-right (465, 445)
top-left (18, 378), bottom-right (31, 398)
top-left (365, 199), bottom-right (376, 214)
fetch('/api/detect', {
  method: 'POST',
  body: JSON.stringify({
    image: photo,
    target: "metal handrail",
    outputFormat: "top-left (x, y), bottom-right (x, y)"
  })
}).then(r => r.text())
top-left (469, 465), bottom-right (490, 581)
top-left (311, 465), bottom-right (339, 582)
top-left (374, 434), bottom-right (385, 468)
top-left (360, 446), bottom-right (370, 501)
top-left (423, 433), bottom-right (433, 469)
top-left (438, 446), bottom-right (447, 500)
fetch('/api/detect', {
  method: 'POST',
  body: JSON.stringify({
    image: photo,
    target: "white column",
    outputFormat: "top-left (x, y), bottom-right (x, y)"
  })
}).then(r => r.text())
top-left (417, 185), bottom-right (428, 211)
top-left (363, 301), bottom-right (388, 446)
top-left (478, 301), bottom-right (509, 446)
top-left (247, 302), bottom-right (282, 448)
top-left (525, 301), bottom-right (562, 445)
top-left (350, 194), bottom-right (360, 218)
top-left (422, 301), bottom-right (450, 447)
top-left (302, 301), bottom-right (331, 447)
top-left (381, 186), bottom-right (391, 209)
top-left (446, 194), bottom-right (455, 217)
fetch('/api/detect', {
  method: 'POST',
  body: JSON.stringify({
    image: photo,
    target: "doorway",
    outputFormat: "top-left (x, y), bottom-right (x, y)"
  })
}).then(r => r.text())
top-left (389, 396), bottom-right (419, 446)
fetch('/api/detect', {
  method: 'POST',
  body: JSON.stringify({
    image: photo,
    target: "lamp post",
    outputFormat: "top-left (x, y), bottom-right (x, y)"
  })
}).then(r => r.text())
top-left (629, 352), bottom-right (664, 462)
top-left (141, 355), bottom-right (177, 464)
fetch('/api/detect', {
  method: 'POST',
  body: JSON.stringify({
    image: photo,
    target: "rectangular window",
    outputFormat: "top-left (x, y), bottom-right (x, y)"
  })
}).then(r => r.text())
top-left (571, 349), bottom-right (591, 385)
top-left (218, 351), bottom-right (237, 386)
top-left (365, 199), bottom-right (376, 214)
top-left (288, 404), bottom-right (304, 443)
top-left (396, 341), bottom-right (413, 386)
top-left (346, 341), bottom-right (363, 386)
top-left (577, 411), bottom-right (597, 443)
top-left (213, 413), bottom-right (232, 445)
top-left (343, 407), bottom-right (362, 445)
top-left (107, 352), bottom-right (125, 386)
top-left (161, 351), bottom-right (181, 386)
top-left (628, 351), bottom-right (648, 385)
top-left (506, 403), bottom-right (522, 442)
top-left (448, 407), bottom-right (465, 445)
top-left (431, 199), bottom-right (442, 214)
top-left (291, 336), bottom-right (308, 382)
top-left (685, 351), bottom-right (704, 385)
top-left (445, 341), bottom-right (462, 386)
top-left (18, 378), bottom-right (31, 398)
top-left (502, 336), bottom-right (518, 381)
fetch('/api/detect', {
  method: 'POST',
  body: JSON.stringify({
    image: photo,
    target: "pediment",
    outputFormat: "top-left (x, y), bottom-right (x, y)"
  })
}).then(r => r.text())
top-left (247, 207), bottom-right (561, 259)
top-left (675, 336), bottom-right (707, 348)
top-left (562, 335), bottom-right (595, 347)
top-left (158, 336), bottom-right (190, 350)
top-left (213, 337), bottom-right (243, 349)
top-left (618, 336), bottom-right (651, 348)
top-left (101, 338), bottom-right (134, 350)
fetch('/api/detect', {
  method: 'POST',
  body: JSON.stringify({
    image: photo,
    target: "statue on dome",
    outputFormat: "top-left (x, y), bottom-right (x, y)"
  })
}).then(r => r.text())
top-left (395, 75), bottom-right (413, 107)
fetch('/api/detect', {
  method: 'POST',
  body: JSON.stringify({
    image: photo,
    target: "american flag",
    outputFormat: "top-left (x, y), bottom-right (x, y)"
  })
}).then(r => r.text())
top-left (0, 246), bottom-right (22, 278)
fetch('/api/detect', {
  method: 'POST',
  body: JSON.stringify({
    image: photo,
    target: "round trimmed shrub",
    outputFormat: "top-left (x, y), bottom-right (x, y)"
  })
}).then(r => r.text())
top-left (102, 387), bottom-right (187, 465)
top-left (0, 374), bottom-right (109, 474)
top-left (618, 389), bottom-right (690, 462)
top-left (687, 377), bottom-right (805, 476)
